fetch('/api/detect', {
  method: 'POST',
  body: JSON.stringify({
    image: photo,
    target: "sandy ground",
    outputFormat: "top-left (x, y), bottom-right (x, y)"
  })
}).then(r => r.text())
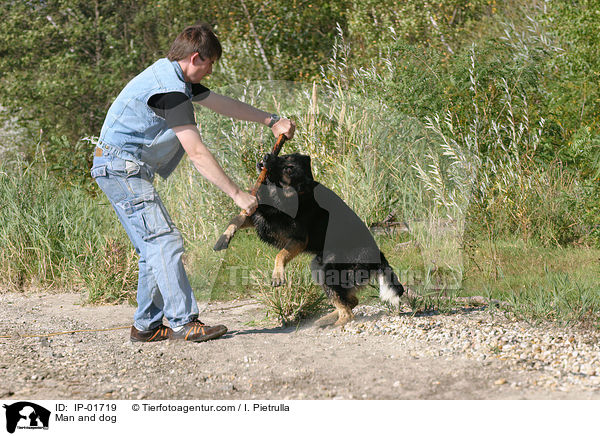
top-left (0, 291), bottom-right (598, 400)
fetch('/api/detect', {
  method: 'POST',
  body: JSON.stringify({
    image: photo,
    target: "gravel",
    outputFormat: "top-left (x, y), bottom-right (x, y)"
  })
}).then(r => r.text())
top-left (344, 305), bottom-right (600, 392)
top-left (1, 292), bottom-right (599, 399)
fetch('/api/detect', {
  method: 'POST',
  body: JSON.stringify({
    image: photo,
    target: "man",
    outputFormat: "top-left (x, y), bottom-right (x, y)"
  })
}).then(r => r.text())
top-left (90, 23), bottom-right (295, 343)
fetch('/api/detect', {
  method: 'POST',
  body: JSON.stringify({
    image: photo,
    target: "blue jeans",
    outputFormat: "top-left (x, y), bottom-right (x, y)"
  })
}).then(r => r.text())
top-left (91, 152), bottom-right (199, 331)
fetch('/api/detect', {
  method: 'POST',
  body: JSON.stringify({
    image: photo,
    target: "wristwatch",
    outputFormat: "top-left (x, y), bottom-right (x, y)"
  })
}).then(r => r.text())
top-left (268, 114), bottom-right (280, 128)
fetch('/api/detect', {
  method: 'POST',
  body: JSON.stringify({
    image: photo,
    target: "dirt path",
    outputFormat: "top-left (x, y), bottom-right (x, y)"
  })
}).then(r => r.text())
top-left (0, 292), bottom-right (598, 400)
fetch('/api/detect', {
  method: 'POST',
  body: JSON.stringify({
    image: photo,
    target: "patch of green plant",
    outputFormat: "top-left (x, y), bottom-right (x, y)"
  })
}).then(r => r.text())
top-left (204, 233), bottom-right (326, 324)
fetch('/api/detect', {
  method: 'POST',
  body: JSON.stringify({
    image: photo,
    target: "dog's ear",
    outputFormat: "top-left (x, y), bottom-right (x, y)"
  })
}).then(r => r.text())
top-left (299, 155), bottom-right (314, 180)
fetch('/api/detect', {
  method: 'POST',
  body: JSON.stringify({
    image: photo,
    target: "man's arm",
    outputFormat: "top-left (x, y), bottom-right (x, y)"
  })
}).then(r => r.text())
top-left (197, 92), bottom-right (295, 139)
top-left (198, 92), bottom-right (271, 124)
top-left (172, 124), bottom-right (258, 213)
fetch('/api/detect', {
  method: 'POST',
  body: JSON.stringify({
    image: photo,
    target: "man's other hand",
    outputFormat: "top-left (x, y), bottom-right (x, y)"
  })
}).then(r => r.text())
top-left (272, 118), bottom-right (295, 140)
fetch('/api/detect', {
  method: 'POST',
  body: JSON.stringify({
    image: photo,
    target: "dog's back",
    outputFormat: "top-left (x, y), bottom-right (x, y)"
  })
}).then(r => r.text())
top-left (309, 183), bottom-right (381, 263)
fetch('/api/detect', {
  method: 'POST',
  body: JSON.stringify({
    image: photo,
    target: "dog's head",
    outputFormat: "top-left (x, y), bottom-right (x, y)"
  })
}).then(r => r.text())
top-left (261, 153), bottom-right (314, 193)
top-left (255, 153), bottom-right (314, 217)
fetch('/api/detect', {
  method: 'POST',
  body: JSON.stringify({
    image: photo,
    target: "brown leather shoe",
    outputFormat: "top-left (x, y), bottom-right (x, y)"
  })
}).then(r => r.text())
top-left (169, 319), bottom-right (227, 342)
top-left (130, 324), bottom-right (171, 342)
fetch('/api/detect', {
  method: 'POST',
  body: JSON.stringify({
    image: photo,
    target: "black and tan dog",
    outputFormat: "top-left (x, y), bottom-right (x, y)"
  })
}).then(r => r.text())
top-left (229, 153), bottom-right (404, 326)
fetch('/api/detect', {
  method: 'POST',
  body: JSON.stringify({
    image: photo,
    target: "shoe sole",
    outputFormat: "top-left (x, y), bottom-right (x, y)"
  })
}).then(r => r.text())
top-left (130, 337), bottom-right (169, 343)
top-left (169, 327), bottom-right (228, 343)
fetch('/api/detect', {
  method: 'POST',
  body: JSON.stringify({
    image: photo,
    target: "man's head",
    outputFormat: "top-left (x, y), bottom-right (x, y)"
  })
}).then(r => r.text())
top-left (168, 23), bottom-right (222, 62)
top-left (168, 23), bottom-right (222, 83)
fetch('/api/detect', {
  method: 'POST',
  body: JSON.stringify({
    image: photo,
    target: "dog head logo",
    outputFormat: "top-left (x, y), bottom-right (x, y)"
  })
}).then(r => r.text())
top-left (3, 402), bottom-right (50, 433)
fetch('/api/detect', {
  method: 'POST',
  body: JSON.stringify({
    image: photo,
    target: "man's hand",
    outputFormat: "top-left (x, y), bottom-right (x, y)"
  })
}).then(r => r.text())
top-left (233, 190), bottom-right (258, 215)
top-left (272, 117), bottom-right (295, 140)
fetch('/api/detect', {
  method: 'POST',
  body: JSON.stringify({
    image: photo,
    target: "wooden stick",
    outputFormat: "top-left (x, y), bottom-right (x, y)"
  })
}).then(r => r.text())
top-left (213, 134), bottom-right (288, 251)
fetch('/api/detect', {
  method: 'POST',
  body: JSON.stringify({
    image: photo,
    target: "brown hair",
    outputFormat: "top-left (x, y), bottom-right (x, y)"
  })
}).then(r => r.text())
top-left (167, 23), bottom-right (222, 61)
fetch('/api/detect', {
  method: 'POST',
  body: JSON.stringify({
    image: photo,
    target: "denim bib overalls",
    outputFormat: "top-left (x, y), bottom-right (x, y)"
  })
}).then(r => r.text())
top-left (90, 58), bottom-right (199, 331)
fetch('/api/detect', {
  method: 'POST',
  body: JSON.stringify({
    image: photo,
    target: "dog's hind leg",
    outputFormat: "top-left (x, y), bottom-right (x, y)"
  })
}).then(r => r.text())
top-left (314, 309), bottom-right (338, 327)
top-left (315, 291), bottom-right (358, 327)
top-left (333, 292), bottom-right (358, 326)
top-left (346, 293), bottom-right (359, 309)
top-left (271, 238), bottom-right (308, 286)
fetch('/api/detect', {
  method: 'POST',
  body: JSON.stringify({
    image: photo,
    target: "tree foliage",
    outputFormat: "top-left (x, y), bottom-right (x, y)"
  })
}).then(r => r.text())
top-left (0, 0), bottom-right (598, 207)
top-left (0, 0), bottom-right (345, 144)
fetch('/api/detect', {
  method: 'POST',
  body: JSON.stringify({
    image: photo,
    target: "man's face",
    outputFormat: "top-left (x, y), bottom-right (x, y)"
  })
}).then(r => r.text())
top-left (187, 53), bottom-right (215, 83)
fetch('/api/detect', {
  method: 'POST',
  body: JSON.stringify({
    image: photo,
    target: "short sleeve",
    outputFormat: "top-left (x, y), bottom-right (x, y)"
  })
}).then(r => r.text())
top-left (147, 92), bottom-right (196, 128)
top-left (191, 83), bottom-right (210, 102)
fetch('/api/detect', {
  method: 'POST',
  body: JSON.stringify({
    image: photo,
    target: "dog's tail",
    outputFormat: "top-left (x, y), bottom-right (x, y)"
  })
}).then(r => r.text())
top-left (377, 253), bottom-right (404, 307)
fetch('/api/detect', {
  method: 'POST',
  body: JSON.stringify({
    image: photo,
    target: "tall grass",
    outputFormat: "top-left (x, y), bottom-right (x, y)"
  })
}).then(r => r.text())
top-left (0, 153), bottom-right (137, 302)
top-left (410, 42), bottom-right (584, 287)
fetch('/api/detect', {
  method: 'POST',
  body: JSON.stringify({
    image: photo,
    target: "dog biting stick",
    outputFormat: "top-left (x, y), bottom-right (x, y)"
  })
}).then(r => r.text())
top-left (213, 134), bottom-right (288, 251)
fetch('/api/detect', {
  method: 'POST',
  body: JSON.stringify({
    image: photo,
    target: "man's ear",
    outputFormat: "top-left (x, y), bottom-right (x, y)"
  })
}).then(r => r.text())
top-left (189, 52), bottom-right (201, 65)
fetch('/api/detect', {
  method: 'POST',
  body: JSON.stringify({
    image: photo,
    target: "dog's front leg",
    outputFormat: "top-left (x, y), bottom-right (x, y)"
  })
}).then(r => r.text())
top-left (214, 215), bottom-right (254, 251)
top-left (272, 238), bottom-right (307, 287)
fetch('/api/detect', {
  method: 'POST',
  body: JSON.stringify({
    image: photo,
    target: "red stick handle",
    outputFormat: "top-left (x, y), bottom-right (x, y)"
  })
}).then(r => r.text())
top-left (249, 134), bottom-right (287, 197)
